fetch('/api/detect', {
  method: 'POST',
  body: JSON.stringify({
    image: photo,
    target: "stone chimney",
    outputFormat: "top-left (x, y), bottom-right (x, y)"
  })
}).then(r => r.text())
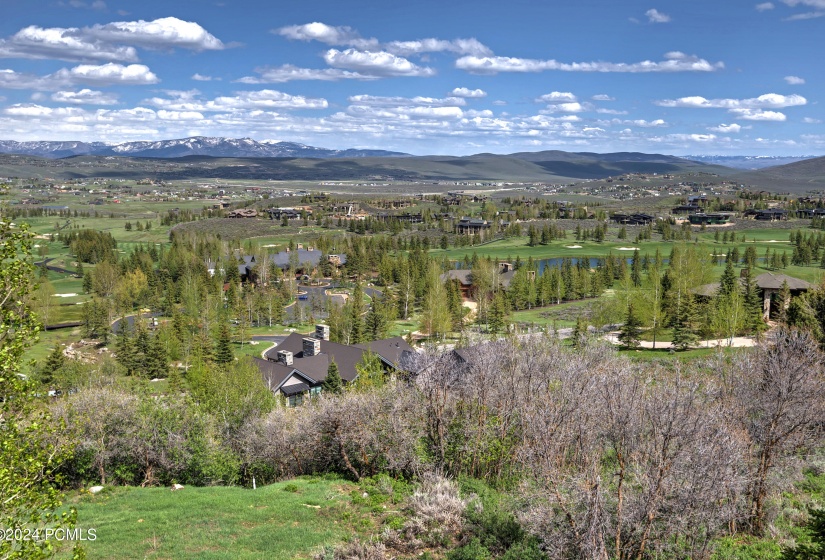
top-left (315, 324), bottom-right (330, 341)
top-left (277, 350), bottom-right (293, 366)
top-left (303, 337), bottom-right (321, 357)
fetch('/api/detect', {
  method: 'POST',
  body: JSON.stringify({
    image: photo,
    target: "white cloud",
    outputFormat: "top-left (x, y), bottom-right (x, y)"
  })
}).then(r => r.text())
top-left (708, 123), bottom-right (742, 133)
top-left (542, 102), bottom-right (588, 113)
top-left (537, 91), bottom-right (577, 102)
top-left (385, 38), bottom-right (491, 57)
top-left (347, 95), bottom-right (465, 107)
top-left (84, 17), bottom-right (224, 50)
top-left (0, 25), bottom-right (138, 62)
top-left (192, 73), bottom-right (217, 81)
top-left (276, 22), bottom-right (379, 50)
top-left (156, 110), bottom-right (205, 120)
top-left (655, 93), bottom-right (806, 109)
top-left (450, 87), bottom-right (486, 98)
top-left (631, 119), bottom-right (667, 127)
top-left (755, 2), bottom-right (775, 9)
top-left (730, 108), bottom-right (787, 120)
top-left (276, 22), bottom-right (491, 57)
top-left (803, 117), bottom-right (822, 123)
top-left (782, 0), bottom-right (825, 18)
top-left (324, 49), bottom-right (435, 77)
top-left (64, 63), bottom-right (158, 85)
top-left (784, 75), bottom-right (805, 84)
top-left (51, 89), bottom-right (118, 105)
top-left (596, 108), bottom-right (628, 115)
top-left (62, 0), bottom-right (107, 9)
top-left (0, 63), bottom-right (156, 89)
top-left (646, 8), bottom-right (672, 23)
top-left (236, 65), bottom-right (376, 83)
top-left (592, 94), bottom-right (615, 101)
top-left (145, 89), bottom-right (328, 111)
top-left (346, 105), bottom-right (464, 120)
top-left (492, 100), bottom-right (507, 106)
top-left (456, 51), bottom-right (722, 73)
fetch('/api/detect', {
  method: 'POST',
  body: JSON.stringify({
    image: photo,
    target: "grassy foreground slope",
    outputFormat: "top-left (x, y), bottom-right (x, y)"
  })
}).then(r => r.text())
top-left (59, 477), bottom-right (380, 560)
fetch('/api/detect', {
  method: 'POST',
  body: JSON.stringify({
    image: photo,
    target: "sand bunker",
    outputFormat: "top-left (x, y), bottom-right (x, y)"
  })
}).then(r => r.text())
top-left (565, 245), bottom-right (583, 249)
top-left (616, 247), bottom-right (637, 251)
top-left (54, 293), bottom-right (77, 297)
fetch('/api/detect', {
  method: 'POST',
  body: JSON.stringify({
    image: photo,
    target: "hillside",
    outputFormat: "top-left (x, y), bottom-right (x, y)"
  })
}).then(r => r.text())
top-left (732, 154), bottom-right (825, 192)
top-left (0, 150), bottom-right (732, 183)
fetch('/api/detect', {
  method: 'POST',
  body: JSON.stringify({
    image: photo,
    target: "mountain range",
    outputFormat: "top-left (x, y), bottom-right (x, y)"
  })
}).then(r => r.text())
top-left (0, 137), bottom-right (408, 159)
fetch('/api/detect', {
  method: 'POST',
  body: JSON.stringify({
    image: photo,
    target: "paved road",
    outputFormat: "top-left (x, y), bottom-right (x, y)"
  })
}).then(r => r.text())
top-left (35, 257), bottom-right (77, 276)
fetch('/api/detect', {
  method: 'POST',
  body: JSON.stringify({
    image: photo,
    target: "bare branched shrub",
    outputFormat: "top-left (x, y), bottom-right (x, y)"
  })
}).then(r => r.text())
top-left (722, 327), bottom-right (825, 534)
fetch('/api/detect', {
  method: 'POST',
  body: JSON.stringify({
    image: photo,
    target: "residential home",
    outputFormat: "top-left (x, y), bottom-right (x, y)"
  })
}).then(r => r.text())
top-left (254, 326), bottom-right (416, 405)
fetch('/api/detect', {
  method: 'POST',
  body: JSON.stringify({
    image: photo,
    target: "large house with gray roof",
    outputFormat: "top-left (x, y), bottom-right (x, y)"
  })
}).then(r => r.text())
top-left (254, 325), bottom-right (415, 405)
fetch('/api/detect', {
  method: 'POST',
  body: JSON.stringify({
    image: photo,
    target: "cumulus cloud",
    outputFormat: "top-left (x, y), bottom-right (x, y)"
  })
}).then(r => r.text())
top-left (276, 22), bottom-right (379, 49)
top-left (192, 73), bottom-right (217, 81)
top-left (542, 102), bottom-right (589, 113)
top-left (708, 123), bottom-right (742, 133)
top-left (803, 117), bottom-right (822, 123)
top-left (0, 25), bottom-right (138, 62)
top-left (276, 22), bottom-right (491, 57)
top-left (144, 89), bottom-right (328, 111)
top-left (450, 87), bottom-right (486, 98)
top-left (596, 108), bottom-right (628, 115)
top-left (64, 63), bottom-right (158, 85)
top-left (755, 2), bottom-right (775, 9)
top-left (784, 75), bottom-right (805, 84)
top-left (0, 63), bottom-right (157, 89)
top-left (0, 17), bottom-right (224, 64)
top-left (592, 94), bottom-right (615, 101)
top-left (51, 89), bottom-right (118, 105)
top-left (655, 93), bottom-right (806, 109)
top-left (385, 38), bottom-right (491, 57)
top-left (537, 91), bottom-right (577, 102)
top-left (346, 104), bottom-right (464, 120)
top-left (456, 51), bottom-right (722, 73)
top-left (236, 65), bottom-right (376, 83)
top-left (347, 95), bottom-right (465, 107)
top-left (729, 108), bottom-right (787, 120)
top-left (646, 8), bottom-right (672, 22)
top-left (324, 49), bottom-right (435, 77)
top-left (84, 17), bottom-right (224, 50)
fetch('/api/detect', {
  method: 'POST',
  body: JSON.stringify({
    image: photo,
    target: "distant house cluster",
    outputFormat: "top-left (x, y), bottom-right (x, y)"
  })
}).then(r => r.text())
top-left (207, 249), bottom-right (347, 280)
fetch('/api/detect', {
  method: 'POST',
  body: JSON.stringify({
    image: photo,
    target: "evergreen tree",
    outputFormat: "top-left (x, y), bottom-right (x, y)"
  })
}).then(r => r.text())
top-left (40, 344), bottom-right (66, 386)
top-left (115, 322), bottom-right (136, 375)
top-left (322, 359), bottom-right (344, 395)
top-left (618, 303), bottom-right (642, 348)
top-left (571, 315), bottom-right (588, 348)
top-left (348, 282), bottom-right (365, 344)
top-left (630, 249), bottom-right (642, 287)
top-left (777, 279), bottom-right (791, 323)
top-left (718, 258), bottom-right (738, 299)
top-left (741, 267), bottom-right (767, 338)
top-left (214, 322), bottom-right (235, 364)
top-left (672, 294), bottom-right (700, 351)
top-left (488, 291), bottom-right (508, 335)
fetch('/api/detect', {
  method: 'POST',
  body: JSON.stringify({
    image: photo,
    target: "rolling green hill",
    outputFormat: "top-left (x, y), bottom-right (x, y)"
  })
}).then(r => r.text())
top-left (0, 150), bottom-right (733, 183)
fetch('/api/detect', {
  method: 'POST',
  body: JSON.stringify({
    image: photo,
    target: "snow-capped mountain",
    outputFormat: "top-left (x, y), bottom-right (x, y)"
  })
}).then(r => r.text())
top-left (0, 136), bottom-right (408, 159)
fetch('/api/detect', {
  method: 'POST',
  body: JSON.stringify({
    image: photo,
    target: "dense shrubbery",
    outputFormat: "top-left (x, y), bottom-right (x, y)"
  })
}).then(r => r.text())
top-left (47, 329), bottom-right (825, 558)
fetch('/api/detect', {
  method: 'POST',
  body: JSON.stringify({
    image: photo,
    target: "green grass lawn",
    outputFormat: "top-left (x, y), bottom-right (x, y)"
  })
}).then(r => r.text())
top-left (59, 477), bottom-right (379, 560)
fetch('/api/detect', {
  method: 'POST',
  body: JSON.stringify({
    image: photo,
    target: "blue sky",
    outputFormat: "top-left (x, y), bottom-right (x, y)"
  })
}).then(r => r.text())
top-left (0, 0), bottom-right (822, 156)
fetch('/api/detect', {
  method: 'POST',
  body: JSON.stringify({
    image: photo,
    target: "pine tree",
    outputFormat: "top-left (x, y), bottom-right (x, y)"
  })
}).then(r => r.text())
top-left (322, 359), bottom-right (344, 395)
top-left (618, 303), bottom-right (643, 348)
top-left (571, 315), bottom-right (588, 348)
top-left (630, 249), bottom-right (642, 287)
top-left (214, 322), bottom-right (235, 364)
top-left (719, 258), bottom-right (737, 298)
top-left (40, 344), bottom-right (65, 386)
top-left (672, 294), bottom-right (700, 351)
top-left (348, 282), bottom-right (365, 344)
